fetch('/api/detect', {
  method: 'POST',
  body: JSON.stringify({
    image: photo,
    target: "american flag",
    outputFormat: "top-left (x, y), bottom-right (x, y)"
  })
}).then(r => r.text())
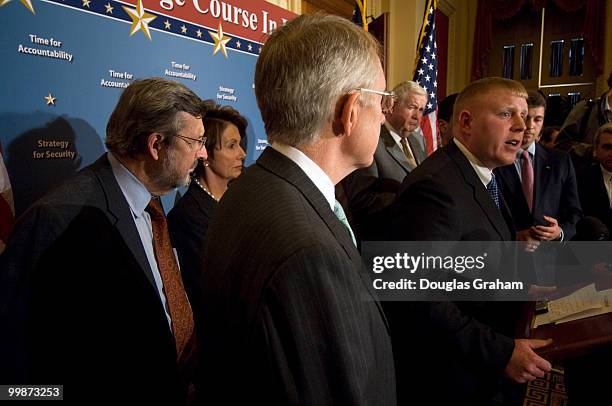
top-left (412, 0), bottom-right (438, 154)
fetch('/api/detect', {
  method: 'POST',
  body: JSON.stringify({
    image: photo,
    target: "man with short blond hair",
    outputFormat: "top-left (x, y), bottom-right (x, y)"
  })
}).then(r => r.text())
top-left (387, 78), bottom-right (553, 405)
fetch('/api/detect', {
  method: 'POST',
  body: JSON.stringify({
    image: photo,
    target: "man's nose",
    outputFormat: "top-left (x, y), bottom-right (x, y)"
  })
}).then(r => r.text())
top-left (196, 146), bottom-right (208, 160)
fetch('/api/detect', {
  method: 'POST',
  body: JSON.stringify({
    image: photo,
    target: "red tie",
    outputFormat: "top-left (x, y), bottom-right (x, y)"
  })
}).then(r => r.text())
top-left (145, 198), bottom-right (195, 364)
top-left (521, 150), bottom-right (534, 213)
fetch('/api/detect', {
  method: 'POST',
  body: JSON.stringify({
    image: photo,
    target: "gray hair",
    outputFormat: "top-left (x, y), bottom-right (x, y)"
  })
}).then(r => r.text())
top-left (594, 123), bottom-right (612, 147)
top-left (254, 13), bottom-right (382, 146)
top-left (105, 77), bottom-right (204, 156)
top-left (393, 81), bottom-right (428, 106)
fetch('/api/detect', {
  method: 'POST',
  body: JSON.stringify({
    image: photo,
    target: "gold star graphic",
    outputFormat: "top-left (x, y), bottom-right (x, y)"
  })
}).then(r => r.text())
top-left (180, 24), bottom-right (186, 34)
top-left (196, 29), bottom-right (202, 38)
top-left (163, 19), bottom-right (171, 30)
top-left (122, 0), bottom-right (156, 41)
top-left (0, 0), bottom-right (36, 14)
top-left (82, 0), bottom-right (90, 8)
top-left (208, 23), bottom-right (231, 58)
top-left (104, 2), bottom-right (113, 13)
top-left (44, 93), bottom-right (56, 106)
top-left (235, 40), bottom-right (241, 48)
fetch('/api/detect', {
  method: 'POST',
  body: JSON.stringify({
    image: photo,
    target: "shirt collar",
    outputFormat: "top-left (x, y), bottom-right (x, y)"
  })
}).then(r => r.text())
top-left (385, 121), bottom-right (402, 144)
top-left (453, 138), bottom-right (492, 187)
top-left (601, 164), bottom-right (612, 180)
top-left (270, 142), bottom-right (336, 211)
top-left (108, 152), bottom-right (152, 217)
top-left (517, 141), bottom-right (537, 159)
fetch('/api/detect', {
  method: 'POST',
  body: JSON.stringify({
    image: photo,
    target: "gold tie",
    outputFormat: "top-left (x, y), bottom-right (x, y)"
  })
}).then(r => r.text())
top-left (400, 137), bottom-right (417, 168)
top-left (145, 198), bottom-right (196, 364)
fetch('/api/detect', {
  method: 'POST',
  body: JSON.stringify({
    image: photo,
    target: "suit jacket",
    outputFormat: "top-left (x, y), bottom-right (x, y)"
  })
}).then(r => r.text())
top-left (577, 163), bottom-right (612, 235)
top-left (341, 124), bottom-right (425, 240)
top-left (197, 146), bottom-right (396, 405)
top-left (496, 144), bottom-right (583, 240)
top-left (386, 141), bottom-right (517, 405)
top-left (168, 181), bottom-right (217, 314)
top-left (0, 155), bottom-right (184, 403)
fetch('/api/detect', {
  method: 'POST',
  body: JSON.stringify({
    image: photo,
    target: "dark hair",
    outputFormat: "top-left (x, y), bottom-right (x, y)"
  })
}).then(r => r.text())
top-left (540, 126), bottom-right (560, 144)
top-left (203, 105), bottom-right (247, 160)
top-left (105, 78), bottom-right (204, 156)
top-left (527, 90), bottom-right (546, 109)
top-left (438, 93), bottom-right (458, 122)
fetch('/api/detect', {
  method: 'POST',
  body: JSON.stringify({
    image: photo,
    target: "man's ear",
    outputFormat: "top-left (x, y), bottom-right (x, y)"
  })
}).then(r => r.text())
top-left (332, 92), bottom-right (361, 137)
top-left (147, 133), bottom-right (164, 161)
top-left (457, 110), bottom-right (472, 134)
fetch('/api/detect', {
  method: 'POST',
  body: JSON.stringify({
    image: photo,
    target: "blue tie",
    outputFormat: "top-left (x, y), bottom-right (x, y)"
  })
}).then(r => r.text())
top-left (487, 174), bottom-right (501, 209)
top-left (333, 199), bottom-right (357, 247)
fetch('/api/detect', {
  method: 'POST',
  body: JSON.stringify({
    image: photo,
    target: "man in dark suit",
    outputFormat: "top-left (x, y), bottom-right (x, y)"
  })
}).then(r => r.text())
top-left (497, 91), bottom-right (583, 245)
top-left (341, 81), bottom-right (428, 240)
top-left (197, 14), bottom-right (396, 405)
top-left (387, 78), bottom-right (552, 405)
top-left (577, 123), bottom-right (612, 235)
top-left (0, 78), bottom-right (207, 403)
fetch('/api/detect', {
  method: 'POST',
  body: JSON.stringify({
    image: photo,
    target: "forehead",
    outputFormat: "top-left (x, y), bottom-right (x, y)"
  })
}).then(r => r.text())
top-left (598, 132), bottom-right (612, 145)
top-left (527, 106), bottom-right (545, 116)
top-left (474, 89), bottom-right (527, 110)
top-left (221, 123), bottom-right (241, 141)
top-left (403, 92), bottom-right (427, 105)
top-left (179, 112), bottom-right (204, 134)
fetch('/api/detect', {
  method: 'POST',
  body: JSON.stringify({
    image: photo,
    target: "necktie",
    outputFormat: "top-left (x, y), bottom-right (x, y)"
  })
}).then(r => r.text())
top-left (487, 173), bottom-right (501, 209)
top-left (333, 199), bottom-right (357, 246)
top-left (146, 198), bottom-right (195, 364)
top-left (521, 150), bottom-right (534, 212)
top-left (400, 137), bottom-right (418, 168)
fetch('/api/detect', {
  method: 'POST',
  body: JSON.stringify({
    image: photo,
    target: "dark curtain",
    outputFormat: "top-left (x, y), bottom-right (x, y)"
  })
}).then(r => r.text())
top-left (471, 0), bottom-right (603, 81)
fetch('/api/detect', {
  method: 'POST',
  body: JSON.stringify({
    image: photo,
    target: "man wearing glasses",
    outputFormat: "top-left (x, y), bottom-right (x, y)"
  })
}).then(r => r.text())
top-left (341, 80), bottom-right (428, 241)
top-left (1, 77), bottom-right (207, 404)
top-left (197, 13), bottom-right (396, 405)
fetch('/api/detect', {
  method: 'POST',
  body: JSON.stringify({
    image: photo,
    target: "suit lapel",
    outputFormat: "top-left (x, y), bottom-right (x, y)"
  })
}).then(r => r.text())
top-left (407, 131), bottom-right (428, 164)
top-left (534, 144), bottom-right (551, 214)
top-left (257, 147), bottom-right (391, 331)
top-left (380, 125), bottom-right (414, 172)
top-left (90, 155), bottom-right (157, 289)
top-left (447, 143), bottom-right (512, 240)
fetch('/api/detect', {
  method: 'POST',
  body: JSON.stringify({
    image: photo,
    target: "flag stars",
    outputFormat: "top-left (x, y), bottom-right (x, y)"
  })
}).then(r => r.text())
top-left (431, 53), bottom-right (436, 60)
top-left (180, 25), bottom-right (187, 34)
top-left (430, 91), bottom-right (435, 99)
top-left (430, 6), bottom-right (434, 14)
top-left (425, 75), bottom-right (431, 82)
top-left (427, 102), bottom-right (433, 109)
top-left (428, 63), bottom-right (434, 70)
top-left (247, 44), bottom-right (252, 51)
top-left (434, 80), bottom-right (438, 88)
top-left (164, 20), bottom-right (171, 30)
top-left (425, 45), bottom-right (431, 53)
top-left (235, 40), bottom-right (241, 48)
top-left (421, 56), bottom-right (428, 64)
top-left (418, 68), bottom-right (424, 75)
top-left (82, 0), bottom-right (91, 7)
top-left (196, 29), bottom-right (202, 38)
top-left (104, 2), bottom-right (113, 13)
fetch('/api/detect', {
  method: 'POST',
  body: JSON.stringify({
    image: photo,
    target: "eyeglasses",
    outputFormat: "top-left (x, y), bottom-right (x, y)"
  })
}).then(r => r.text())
top-left (356, 88), bottom-right (397, 113)
top-left (174, 134), bottom-right (207, 150)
